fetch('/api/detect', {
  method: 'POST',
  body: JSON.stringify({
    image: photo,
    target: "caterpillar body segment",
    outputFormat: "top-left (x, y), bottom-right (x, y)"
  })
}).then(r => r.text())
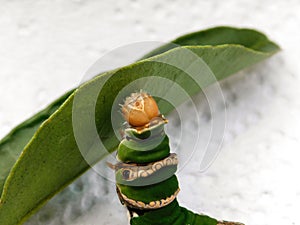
top-left (117, 117), bottom-right (170, 164)
top-left (117, 175), bottom-right (179, 208)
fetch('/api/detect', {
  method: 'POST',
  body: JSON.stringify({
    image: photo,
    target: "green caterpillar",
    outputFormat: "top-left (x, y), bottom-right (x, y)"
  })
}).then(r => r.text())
top-left (110, 92), bottom-right (243, 225)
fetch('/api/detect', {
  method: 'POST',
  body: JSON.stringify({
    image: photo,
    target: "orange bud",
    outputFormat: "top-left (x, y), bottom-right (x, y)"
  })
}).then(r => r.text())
top-left (122, 92), bottom-right (159, 127)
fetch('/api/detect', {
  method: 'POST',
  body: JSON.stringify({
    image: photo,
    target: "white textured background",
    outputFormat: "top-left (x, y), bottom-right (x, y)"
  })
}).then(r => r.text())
top-left (1, 1), bottom-right (300, 225)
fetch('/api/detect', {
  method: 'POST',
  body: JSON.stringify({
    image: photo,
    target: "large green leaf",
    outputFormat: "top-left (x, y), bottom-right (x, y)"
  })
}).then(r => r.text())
top-left (0, 26), bottom-right (279, 225)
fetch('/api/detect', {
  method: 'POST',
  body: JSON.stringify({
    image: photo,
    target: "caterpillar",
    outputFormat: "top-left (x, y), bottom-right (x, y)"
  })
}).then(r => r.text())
top-left (110, 91), bottom-right (244, 225)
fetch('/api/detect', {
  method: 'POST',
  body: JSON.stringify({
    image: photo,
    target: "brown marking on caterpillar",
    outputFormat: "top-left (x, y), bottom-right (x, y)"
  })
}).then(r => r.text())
top-left (117, 187), bottom-right (180, 210)
top-left (111, 153), bottom-right (178, 181)
top-left (217, 222), bottom-right (245, 225)
top-left (133, 115), bottom-right (168, 133)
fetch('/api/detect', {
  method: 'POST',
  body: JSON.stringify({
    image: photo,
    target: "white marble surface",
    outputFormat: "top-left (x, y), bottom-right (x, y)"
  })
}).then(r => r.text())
top-left (0, 1), bottom-right (300, 225)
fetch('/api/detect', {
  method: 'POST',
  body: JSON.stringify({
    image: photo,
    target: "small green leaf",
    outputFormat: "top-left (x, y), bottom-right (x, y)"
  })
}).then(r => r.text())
top-left (0, 26), bottom-right (279, 225)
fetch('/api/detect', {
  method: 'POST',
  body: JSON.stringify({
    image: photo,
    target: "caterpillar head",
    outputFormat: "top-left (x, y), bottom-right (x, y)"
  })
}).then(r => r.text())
top-left (122, 92), bottom-right (159, 127)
